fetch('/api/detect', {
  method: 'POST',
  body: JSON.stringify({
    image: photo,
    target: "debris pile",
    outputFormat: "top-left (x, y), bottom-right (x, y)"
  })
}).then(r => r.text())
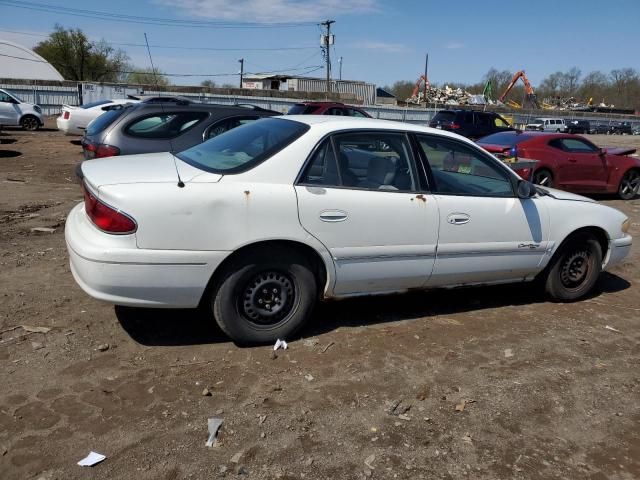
top-left (407, 85), bottom-right (484, 106)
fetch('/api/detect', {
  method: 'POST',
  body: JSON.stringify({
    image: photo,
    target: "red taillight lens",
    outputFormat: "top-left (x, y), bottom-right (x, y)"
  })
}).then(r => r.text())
top-left (83, 183), bottom-right (136, 234)
top-left (449, 123), bottom-right (461, 129)
top-left (63, 111), bottom-right (70, 120)
top-left (95, 144), bottom-right (120, 158)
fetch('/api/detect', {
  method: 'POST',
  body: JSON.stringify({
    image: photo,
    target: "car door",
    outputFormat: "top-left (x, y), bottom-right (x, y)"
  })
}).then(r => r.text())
top-left (554, 137), bottom-right (607, 190)
top-left (0, 91), bottom-right (19, 125)
top-left (295, 130), bottom-right (439, 295)
top-left (415, 134), bottom-right (550, 286)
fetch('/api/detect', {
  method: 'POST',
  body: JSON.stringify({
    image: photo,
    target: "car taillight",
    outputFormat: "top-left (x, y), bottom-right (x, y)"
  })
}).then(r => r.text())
top-left (83, 183), bottom-right (137, 234)
top-left (83, 143), bottom-right (120, 158)
top-left (449, 123), bottom-right (461, 129)
top-left (63, 111), bottom-right (70, 120)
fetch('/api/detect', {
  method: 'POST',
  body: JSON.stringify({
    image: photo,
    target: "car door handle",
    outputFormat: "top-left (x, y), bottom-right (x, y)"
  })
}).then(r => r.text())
top-left (319, 210), bottom-right (348, 222)
top-left (568, 158), bottom-right (577, 163)
top-left (446, 213), bottom-right (470, 225)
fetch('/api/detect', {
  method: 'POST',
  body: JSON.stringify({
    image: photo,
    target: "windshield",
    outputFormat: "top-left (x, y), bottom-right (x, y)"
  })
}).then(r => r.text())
top-left (288, 104), bottom-right (321, 114)
top-left (81, 100), bottom-right (112, 109)
top-left (177, 117), bottom-right (309, 174)
top-left (478, 132), bottom-right (535, 146)
top-left (85, 106), bottom-right (130, 136)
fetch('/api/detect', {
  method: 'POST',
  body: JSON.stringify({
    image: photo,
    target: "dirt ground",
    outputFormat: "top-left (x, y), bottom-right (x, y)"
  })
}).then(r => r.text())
top-left (1, 119), bottom-right (639, 480)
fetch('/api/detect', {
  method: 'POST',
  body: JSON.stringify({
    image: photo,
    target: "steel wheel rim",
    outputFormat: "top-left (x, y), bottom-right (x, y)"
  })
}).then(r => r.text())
top-left (560, 250), bottom-right (590, 289)
top-left (239, 270), bottom-right (295, 326)
top-left (22, 117), bottom-right (38, 130)
top-left (620, 171), bottom-right (640, 197)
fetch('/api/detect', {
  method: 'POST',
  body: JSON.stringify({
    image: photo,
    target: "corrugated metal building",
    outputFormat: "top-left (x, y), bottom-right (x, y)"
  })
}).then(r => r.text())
top-left (242, 74), bottom-right (376, 105)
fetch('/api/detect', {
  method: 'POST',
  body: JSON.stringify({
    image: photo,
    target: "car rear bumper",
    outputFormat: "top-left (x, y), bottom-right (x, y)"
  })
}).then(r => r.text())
top-left (65, 203), bottom-right (230, 308)
top-left (56, 117), bottom-right (83, 135)
top-left (604, 234), bottom-right (632, 270)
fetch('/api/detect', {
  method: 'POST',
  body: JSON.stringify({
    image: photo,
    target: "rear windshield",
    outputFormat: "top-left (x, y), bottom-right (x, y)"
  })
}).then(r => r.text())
top-left (177, 117), bottom-right (309, 174)
top-left (478, 132), bottom-right (535, 146)
top-left (85, 107), bottom-right (129, 136)
top-left (288, 104), bottom-right (321, 114)
top-left (431, 111), bottom-right (456, 123)
top-left (81, 100), bottom-right (112, 109)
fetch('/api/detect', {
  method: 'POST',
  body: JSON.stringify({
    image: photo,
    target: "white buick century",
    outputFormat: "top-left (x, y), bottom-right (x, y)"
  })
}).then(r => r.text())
top-left (66, 116), bottom-right (632, 343)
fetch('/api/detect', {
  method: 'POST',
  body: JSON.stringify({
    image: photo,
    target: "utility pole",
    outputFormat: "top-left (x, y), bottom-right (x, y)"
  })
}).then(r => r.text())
top-left (320, 20), bottom-right (335, 94)
top-left (338, 56), bottom-right (343, 81)
top-left (423, 53), bottom-right (429, 108)
top-left (238, 58), bottom-right (244, 88)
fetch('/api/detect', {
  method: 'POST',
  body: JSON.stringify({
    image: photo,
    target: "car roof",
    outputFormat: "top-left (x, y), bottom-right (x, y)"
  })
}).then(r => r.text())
top-left (295, 101), bottom-right (346, 106)
top-left (126, 102), bottom-right (278, 114)
top-left (281, 115), bottom-right (480, 141)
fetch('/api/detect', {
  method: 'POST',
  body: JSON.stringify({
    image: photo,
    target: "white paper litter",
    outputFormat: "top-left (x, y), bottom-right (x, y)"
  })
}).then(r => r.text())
top-left (77, 451), bottom-right (106, 467)
top-left (273, 339), bottom-right (288, 351)
top-left (604, 325), bottom-right (622, 333)
top-left (205, 417), bottom-right (224, 447)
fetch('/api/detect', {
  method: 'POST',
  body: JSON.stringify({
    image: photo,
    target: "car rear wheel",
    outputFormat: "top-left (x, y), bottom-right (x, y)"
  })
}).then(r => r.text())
top-left (544, 233), bottom-right (602, 301)
top-left (20, 115), bottom-right (40, 131)
top-left (533, 169), bottom-right (554, 188)
top-left (211, 247), bottom-right (317, 345)
top-left (618, 169), bottom-right (640, 200)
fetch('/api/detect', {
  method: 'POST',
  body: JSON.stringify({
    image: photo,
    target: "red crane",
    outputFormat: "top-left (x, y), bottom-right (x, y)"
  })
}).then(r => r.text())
top-left (410, 75), bottom-right (431, 98)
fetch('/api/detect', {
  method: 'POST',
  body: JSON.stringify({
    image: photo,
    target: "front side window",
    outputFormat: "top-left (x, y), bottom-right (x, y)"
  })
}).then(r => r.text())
top-left (417, 135), bottom-right (513, 197)
top-left (178, 117), bottom-right (308, 174)
top-left (347, 108), bottom-right (368, 118)
top-left (494, 115), bottom-right (510, 127)
top-left (205, 116), bottom-right (259, 140)
top-left (125, 111), bottom-right (208, 139)
top-left (327, 107), bottom-right (345, 116)
top-left (300, 132), bottom-right (416, 192)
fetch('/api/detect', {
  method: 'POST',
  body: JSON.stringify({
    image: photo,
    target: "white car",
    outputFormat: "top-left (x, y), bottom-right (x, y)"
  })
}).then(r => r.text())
top-left (0, 88), bottom-right (44, 130)
top-left (56, 99), bottom-right (138, 135)
top-left (66, 116), bottom-right (632, 344)
top-left (525, 117), bottom-right (568, 133)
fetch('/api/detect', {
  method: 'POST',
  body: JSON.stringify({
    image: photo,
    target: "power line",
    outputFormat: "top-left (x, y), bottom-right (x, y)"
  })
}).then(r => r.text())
top-left (0, 0), bottom-right (319, 28)
top-left (0, 28), bottom-right (318, 51)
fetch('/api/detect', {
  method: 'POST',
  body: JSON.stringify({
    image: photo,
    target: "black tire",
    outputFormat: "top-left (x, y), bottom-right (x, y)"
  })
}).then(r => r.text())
top-left (545, 233), bottom-right (602, 301)
top-left (618, 169), bottom-right (640, 200)
top-left (533, 168), bottom-right (554, 188)
top-left (20, 115), bottom-right (40, 131)
top-left (212, 247), bottom-right (317, 344)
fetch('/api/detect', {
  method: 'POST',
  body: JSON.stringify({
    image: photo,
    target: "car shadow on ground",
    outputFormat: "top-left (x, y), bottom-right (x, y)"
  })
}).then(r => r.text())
top-left (0, 138), bottom-right (17, 145)
top-left (69, 139), bottom-right (82, 146)
top-left (115, 272), bottom-right (630, 347)
top-left (0, 150), bottom-right (22, 158)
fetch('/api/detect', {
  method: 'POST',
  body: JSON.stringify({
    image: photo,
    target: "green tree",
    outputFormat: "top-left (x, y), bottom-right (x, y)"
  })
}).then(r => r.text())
top-left (125, 67), bottom-right (171, 86)
top-left (201, 79), bottom-right (217, 88)
top-left (34, 25), bottom-right (128, 82)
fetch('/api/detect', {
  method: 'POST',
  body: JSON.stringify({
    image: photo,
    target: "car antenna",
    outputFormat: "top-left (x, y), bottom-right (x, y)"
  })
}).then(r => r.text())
top-left (144, 33), bottom-right (184, 188)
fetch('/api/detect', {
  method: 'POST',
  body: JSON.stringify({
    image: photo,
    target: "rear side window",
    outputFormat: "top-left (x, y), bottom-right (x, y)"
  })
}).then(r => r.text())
top-left (125, 111), bottom-right (208, 139)
top-left (475, 113), bottom-right (492, 126)
top-left (85, 107), bottom-right (129, 136)
top-left (205, 116), bottom-right (259, 140)
top-left (347, 108), bottom-right (368, 118)
top-left (432, 111), bottom-right (456, 123)
top-left (177, 118), bottom-right (308, 174)
top-left (478, 132), bottom-right (534, 146)
top-left (288, 104), bottom-right (320, 114)
top-left (300, 132), bottom-right (416, 192)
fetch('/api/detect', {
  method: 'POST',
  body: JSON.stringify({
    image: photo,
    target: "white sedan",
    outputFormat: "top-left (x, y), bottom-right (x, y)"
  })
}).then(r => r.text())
top-left (66, 116), bottom-right (632, 344)
top-left (56, 98), bottom-right (138, 135)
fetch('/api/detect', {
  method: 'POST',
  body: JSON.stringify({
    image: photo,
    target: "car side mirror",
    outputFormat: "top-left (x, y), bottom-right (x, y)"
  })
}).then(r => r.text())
top-left (517, 180), bottom-right (536, 199)
top-left (598, 148), bottom-right (606, 156)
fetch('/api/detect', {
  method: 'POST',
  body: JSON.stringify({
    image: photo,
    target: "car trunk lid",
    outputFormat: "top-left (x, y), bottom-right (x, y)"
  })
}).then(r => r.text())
top-left (80, 152), bottom-right (222, 189)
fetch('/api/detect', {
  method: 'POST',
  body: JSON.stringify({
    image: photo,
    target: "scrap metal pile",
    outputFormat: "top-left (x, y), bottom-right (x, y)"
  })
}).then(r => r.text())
top-left (407, 85), bottom-right (486, 105)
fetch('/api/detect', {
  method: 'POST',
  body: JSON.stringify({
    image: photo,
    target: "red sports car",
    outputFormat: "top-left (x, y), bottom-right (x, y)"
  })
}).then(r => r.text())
top-left (478, 131), bottom-right (640, 199)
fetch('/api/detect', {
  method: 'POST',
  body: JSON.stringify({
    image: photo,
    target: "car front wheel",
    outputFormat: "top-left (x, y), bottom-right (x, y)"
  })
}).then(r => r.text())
top-left (544, 233), bottom-right (602, 301)
top-left (212, 247), bottom-right (317, 344)
top-left (618, 169), bottom-right (640, 200)
top-left (20, 115), bottom-right (40, 131)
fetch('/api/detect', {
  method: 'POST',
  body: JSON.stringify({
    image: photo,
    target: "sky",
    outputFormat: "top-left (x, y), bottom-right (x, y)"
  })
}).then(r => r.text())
top-left (0, 0), bottom-right (638, 88)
